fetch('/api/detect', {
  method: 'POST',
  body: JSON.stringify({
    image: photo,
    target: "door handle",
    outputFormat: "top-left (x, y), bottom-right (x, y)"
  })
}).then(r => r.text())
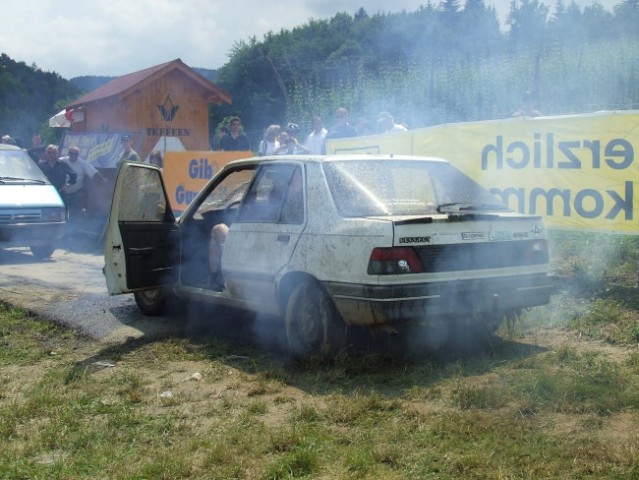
top-left (277, 234), bottom-right (290, 243)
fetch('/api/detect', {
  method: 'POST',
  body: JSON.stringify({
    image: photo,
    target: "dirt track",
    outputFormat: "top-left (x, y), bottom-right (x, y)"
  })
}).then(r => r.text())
top-left (0, 245), bottom-right (181, 344)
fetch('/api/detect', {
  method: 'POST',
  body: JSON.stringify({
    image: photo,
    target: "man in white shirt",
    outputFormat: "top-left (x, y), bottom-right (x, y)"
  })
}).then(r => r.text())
top-left (305, 116), bottom-right (328, 155)
top-left (377, 111), bottom-right (408, 133)
top-left (61, 145), bottom-right (101, 223)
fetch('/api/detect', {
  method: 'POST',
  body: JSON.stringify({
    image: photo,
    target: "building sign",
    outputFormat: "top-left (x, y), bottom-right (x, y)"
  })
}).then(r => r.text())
top-left (60, 132), bottom-right (140, 168)
top-left (163, 151), bottom-right (252, 215)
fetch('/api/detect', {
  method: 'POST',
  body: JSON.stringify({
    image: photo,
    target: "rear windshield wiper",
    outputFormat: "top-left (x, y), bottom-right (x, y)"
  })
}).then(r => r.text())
top-left (436, 202), bottom-right (510, 213)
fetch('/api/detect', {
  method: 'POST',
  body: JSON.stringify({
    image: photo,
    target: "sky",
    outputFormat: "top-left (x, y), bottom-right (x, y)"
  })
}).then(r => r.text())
top-left (0, 0), bottom-right (620, 80)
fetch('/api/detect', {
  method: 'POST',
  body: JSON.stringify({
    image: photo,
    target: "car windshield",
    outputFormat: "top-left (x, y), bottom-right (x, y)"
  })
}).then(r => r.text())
top-left (323, 159), bottom-right (507, 217)
top-left (0, 149), bottom-right (49, 183)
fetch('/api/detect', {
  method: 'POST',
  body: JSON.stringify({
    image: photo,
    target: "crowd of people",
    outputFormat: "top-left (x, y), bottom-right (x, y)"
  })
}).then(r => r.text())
top-left (213, 108), bottom-right (410, 154)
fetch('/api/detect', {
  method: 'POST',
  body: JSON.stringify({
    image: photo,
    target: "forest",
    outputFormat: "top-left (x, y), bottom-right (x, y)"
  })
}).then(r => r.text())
top-left (211, 0), bottom-right (639, 147)
top-left (0, 0), bottom-right (637, 150)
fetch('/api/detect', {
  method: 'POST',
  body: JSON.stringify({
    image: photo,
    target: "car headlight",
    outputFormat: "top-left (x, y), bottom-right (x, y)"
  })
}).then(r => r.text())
top-left (41, 207), bottom-right (67, 222)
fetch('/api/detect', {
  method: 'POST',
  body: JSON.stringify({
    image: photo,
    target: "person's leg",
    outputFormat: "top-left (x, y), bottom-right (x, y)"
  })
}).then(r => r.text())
top-left (208, 223), bottom-right (229, 273)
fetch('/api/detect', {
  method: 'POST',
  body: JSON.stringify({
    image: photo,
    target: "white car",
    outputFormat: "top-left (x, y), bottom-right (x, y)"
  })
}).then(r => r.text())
top-left (104, 155), bottom-right (552, 356)
top-left (0, 144), bottom-right (67, 258)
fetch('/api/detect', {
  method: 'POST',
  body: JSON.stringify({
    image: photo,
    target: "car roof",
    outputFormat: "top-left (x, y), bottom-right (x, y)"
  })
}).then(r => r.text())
top-left (224, 154), bottom-right (450, 169)
top-left (0, 144), bottom-right (23, 152)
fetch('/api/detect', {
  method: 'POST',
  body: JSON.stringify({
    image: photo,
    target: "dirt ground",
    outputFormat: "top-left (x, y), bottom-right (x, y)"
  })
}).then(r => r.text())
top-left (0, 245), bottom-right (182, 343)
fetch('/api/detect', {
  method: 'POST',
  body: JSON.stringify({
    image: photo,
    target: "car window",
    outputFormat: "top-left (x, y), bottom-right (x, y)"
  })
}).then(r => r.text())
top-left (0, 149), bottom-right (49, 182)
top-left (191, 168), bottom-right (255, 220)
top-left (236, 164), bottom-right (303, 224)
top-left (323, 160), bottom-right (504, 217)
top-left (117, 167), bottom-right (169, 222)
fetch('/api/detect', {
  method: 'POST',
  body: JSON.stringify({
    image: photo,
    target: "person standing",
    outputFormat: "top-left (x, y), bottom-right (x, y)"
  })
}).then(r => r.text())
top-left (305, 116), bottom-right (327, 154)
top-left (275, 124), bottom-right (309, 155)
top-left (148, 150), bottom-right (164, 168)
top-left (61, 145), bottom-right (101, 223)
top-left (512, 91), bottom-right (543, 118)
top-left (27, 133), bottom-right (45, 162)
top-left (325, 107), bottom-right (358, 141)
top-left (119, 134), bottom-right (141, 162)
top-left (220, 117), bottom-right (250, 151)
top-left (258, 124), bottom-right (281, 156)
top-left (377, 111), bottom-right (408, 133)
top-left (39, 144), bottom-right (77, 196)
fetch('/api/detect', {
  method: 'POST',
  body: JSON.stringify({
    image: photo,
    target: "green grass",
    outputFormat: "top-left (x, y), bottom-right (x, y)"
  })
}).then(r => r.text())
top-left (2, 232), bottom-right (639, 478)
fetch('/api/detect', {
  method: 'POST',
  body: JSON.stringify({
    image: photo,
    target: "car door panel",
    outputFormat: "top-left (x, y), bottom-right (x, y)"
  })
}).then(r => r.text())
top-left (104, 162), bottom-right (178, 295)
top-left (223, 164), bottom-right (305, 304)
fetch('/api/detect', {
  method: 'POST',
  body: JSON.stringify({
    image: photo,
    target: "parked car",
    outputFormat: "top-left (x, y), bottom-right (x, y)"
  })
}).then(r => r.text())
top-left (104, 155), bottom-right (553, 356)
top-left (0, 144), bottom-right (67, 258)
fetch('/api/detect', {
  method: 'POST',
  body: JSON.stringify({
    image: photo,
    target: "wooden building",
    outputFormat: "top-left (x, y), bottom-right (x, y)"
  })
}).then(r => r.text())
top-left (63, 58), bottom-right (232, 161)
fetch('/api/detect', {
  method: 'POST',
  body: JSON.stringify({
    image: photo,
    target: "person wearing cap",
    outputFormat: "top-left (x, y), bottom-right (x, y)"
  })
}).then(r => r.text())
top-left (377, 111), bottom-right (408, 134)
top-left (119, 134), bottom-right (141, 162)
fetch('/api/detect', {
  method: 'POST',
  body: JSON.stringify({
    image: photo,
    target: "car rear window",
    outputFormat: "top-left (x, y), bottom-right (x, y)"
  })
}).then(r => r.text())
top-left (323, 159), bottom-right (504, 217)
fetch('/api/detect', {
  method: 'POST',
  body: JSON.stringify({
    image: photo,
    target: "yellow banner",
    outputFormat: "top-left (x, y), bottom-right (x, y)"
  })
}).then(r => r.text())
top-left (327, 111), bottom-right (639, 234)
top-left (163, 151), bottom-right (252, 214)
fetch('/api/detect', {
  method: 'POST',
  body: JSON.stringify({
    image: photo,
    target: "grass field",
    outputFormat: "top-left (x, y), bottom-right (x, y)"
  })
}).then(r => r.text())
top-left (1, 231), bottom-right (638, 479)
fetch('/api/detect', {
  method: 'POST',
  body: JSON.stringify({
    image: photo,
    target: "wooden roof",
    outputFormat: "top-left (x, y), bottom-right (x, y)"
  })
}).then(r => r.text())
top-left (66, 58), bottom-right (232, 108)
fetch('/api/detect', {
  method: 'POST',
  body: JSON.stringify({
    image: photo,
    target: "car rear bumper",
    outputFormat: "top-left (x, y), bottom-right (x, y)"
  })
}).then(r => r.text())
top-left (324, 274), bottom-right (553, 326)
top-left (0, 222), bottom-right (66, 247)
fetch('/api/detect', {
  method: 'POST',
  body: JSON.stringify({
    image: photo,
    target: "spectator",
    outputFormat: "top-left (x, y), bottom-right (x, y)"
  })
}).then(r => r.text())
top-left (61, 145), bottom-right (102, 226)
top-left (355, 117), bottom-right (375, 136)
top-left (377, 111), bottom-right (408, 133)
top-left (39, 144), bottom-right (77, 196)
top-left (1, 134), bottom-right (16, 145)
top-left (220, 116), bottom-right (250, 151)
top-left (512, 91), bottom-right (543, 118)
top-left (275, 123), bottom-right (309, 155)
top-left (325, 107), bottom-right (358, 141)
top-left (149, 150), bottom-right (164, 168)
top-left (305, 116), bottom-right (327, 154)
top-left (258, 124), bottom-right (281, 156)
top-left (119, 134), bottom-right (141, 162)
top-left (211, 126), bottom-right (229, 150)
top-left (27, 133), bottom-right (45, 162)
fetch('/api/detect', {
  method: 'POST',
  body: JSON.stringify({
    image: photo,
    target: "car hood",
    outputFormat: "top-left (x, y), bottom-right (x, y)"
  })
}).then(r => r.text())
top-left (0, 185), bottom-right (64, 208)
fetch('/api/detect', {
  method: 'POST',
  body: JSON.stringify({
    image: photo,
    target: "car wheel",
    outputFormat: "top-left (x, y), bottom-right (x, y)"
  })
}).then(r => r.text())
top-left (284, 281), bottom-right (346, 358)
top-left (134, 288), bottom-right (167, 316)
top-left (30, 245), bottom-right (55, 259)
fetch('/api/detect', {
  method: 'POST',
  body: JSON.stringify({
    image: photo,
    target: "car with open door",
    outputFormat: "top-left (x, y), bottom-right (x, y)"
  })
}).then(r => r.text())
top-left (104, 155), bottom-right (553, 357)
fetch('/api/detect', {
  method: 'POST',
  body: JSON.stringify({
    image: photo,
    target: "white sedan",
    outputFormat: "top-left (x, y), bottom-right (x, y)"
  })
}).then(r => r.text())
top-left (104, 155), bottom-right (552, 356)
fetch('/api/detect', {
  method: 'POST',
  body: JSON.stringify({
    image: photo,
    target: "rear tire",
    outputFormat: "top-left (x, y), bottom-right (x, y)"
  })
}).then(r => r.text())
top-left (134, 288), bottom-right (167, 316)
top-left (284, 281), bottom-right (346, 358)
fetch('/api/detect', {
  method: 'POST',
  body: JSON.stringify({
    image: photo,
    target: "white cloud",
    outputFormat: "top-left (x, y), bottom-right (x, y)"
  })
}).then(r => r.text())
top-left (0, 0), bottom-right (620, 79)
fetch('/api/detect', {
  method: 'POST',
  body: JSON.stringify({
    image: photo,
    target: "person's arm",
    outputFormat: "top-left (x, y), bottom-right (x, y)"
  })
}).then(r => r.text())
top-left (293, 139), bottom-right (310, 154)
top-left (66, 163), bottom-right (77, 185)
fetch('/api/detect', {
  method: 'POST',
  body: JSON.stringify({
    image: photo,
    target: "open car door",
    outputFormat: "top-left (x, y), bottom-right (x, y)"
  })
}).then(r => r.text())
top-left (104, 161), bottom-right (179, 295)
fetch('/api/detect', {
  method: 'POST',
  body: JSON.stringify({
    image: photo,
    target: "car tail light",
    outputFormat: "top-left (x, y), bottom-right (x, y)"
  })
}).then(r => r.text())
top-left (526, 239), bottom-right (549, 265)
top-left (367, 247), bottom-right (423, 275)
